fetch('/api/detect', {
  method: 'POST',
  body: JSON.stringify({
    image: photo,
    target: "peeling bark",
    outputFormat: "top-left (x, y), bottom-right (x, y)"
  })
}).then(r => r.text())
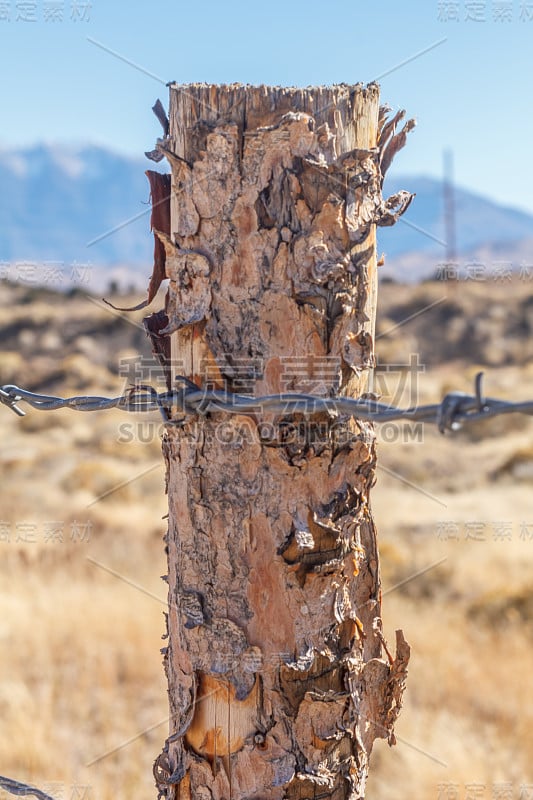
top-left (149, 84), bottom-right (412, 800)
top-left (106, 171), bottom-right (171, 312)
top-left (144, 309), bottom-right (172, 391)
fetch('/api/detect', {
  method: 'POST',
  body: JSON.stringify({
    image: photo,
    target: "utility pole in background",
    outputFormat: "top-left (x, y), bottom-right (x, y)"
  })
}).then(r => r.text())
top-left (443, 148), bottom-right (457, 274)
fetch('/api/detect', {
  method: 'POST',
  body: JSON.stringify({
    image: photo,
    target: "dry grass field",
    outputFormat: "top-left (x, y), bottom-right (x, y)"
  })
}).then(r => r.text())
top-left (1, 275), bottom-right (532, 800)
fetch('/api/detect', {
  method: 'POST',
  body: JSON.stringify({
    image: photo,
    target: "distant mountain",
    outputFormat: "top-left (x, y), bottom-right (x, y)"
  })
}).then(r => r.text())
top-left (1, 145), bottom-right (532, 284)
top-left (380, 174), bottom-right (533, 258)
top-left (0, 144), bottom-right (164, 272)
top-left (379, 174), bottom-right (533, 281)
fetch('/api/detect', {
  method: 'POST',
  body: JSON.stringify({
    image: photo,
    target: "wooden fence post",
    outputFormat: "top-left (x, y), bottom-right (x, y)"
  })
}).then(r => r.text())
top-left (147, 83), bottom-right (414, 800)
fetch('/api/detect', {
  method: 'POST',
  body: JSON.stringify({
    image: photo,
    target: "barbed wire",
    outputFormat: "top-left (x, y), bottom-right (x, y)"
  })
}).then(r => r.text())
top-left (1, 372), bottom-right (533, 434)
top-left (0, 775), bottom-right (57, 800)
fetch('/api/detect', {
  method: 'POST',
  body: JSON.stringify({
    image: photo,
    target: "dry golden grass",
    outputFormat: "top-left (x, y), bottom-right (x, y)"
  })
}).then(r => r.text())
top-left (1, 278), bottom-right (533, 799)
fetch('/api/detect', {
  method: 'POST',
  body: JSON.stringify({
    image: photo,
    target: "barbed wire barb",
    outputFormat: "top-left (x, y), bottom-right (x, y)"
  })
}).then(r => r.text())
top-left (1, 372), bottom-right (532, 434)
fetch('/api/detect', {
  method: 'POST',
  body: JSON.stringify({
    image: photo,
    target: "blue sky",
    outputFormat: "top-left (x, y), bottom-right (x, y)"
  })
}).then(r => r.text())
top-left (1, 0), bottom-right (533, 213)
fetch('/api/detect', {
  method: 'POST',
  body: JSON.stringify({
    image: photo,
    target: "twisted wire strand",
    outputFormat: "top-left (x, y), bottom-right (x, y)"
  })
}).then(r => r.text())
top-left (2, 373), bottom-right (533, 434)
top-left (0, 775), bottom-right (58, 800)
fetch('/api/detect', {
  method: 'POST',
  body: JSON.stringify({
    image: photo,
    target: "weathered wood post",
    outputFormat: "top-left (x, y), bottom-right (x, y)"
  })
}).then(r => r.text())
top-left (146, 83), bottom-right (414, 800)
